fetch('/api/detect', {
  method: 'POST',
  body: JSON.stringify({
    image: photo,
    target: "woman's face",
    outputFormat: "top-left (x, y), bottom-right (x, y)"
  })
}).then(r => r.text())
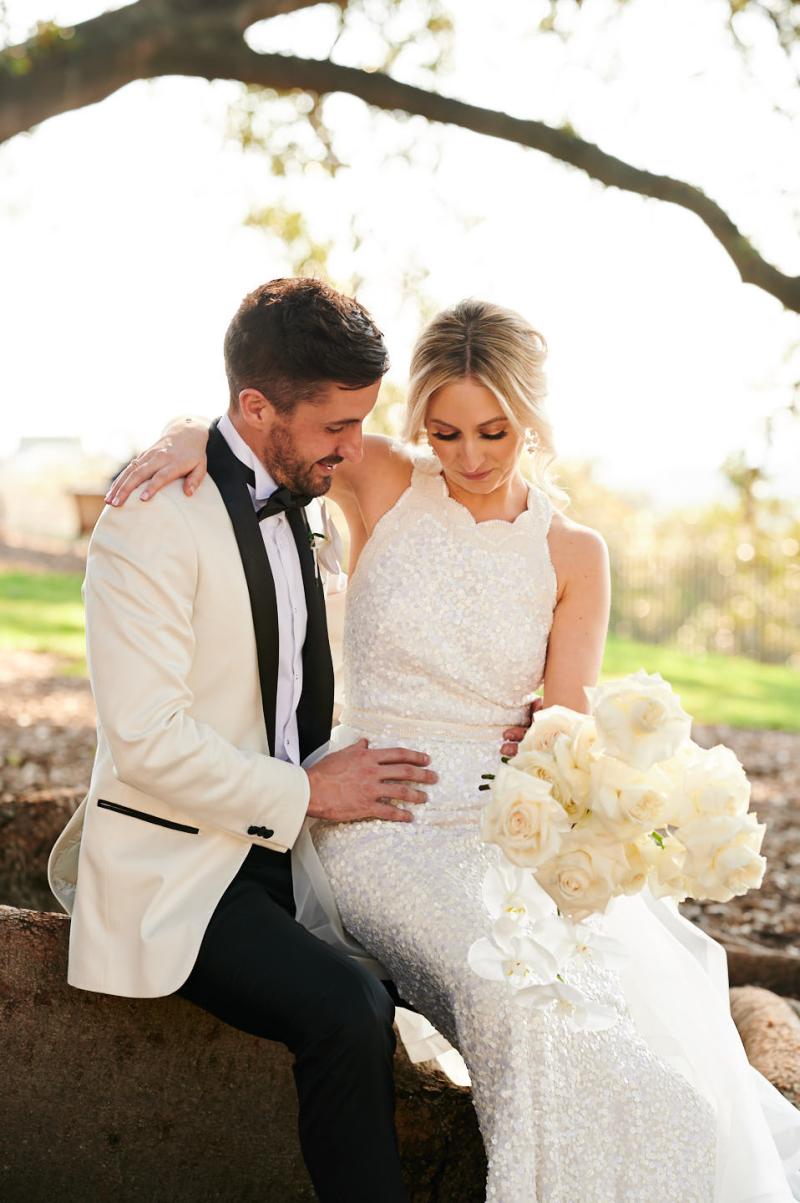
top-left (425, 377), bottom-right (524, 495)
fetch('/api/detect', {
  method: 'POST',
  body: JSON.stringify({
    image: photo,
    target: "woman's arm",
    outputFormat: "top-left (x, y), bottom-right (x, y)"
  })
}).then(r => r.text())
top-left (106, 418), bottom-right (413, 527)
top-left (541, 514), bottom-right (611, 713)
top-left (104, 418), bottom-right (414, 573)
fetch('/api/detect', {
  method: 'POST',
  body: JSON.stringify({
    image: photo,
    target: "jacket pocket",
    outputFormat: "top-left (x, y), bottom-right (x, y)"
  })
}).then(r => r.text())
top-left (97, 798), bottom-right (199, 834)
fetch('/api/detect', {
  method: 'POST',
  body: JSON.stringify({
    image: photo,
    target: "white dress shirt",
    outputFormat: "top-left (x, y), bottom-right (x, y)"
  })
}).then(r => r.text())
top-left (218, 414), bottom-right (306, 766)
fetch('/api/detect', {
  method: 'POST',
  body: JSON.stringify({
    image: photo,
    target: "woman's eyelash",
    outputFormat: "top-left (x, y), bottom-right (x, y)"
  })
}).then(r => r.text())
top-left (431, 431), bottom-right (508, 442)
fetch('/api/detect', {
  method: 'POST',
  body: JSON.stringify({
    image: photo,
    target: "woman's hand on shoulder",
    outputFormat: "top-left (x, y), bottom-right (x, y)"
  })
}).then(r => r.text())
top-left (105, 417), bottom-right (210, 507)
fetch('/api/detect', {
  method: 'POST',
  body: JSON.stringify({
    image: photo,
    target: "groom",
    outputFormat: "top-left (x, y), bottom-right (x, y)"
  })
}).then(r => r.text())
top-left (47, 278), bottom-right (438, 1202)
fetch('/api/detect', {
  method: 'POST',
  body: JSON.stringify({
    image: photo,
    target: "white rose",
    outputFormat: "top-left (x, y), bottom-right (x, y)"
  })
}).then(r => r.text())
top-left (552, 732), bottom-right (592, 810)
top-left (518, 705), bottom-right (583, 755)
top-left (482, 764), bottom-right (571, 869)
top-left (655, 741), bottom-right (696, 821)
top-left (534, 836), bottom-right (629, 920)
top-left (590, 756), bottom-right (671, 836)
top-left (678, 813), bottom-right (766, 903)
top-left (584, 669), bottom-right (691, 772)
top-left (663, 743), bottom-right (751, 826)
top-left (618, 840), bottom-right (651, 896)
top-left (507, 747), bottom-right (579, 816)
top-left (634, 831), bottom-right (689, 901)
top-left (571, 717), bottom-right (600, 774)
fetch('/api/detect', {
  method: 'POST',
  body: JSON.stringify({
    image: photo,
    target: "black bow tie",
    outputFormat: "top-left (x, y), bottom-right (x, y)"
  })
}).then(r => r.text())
top-left (238, 463), bottom-right (313, 521)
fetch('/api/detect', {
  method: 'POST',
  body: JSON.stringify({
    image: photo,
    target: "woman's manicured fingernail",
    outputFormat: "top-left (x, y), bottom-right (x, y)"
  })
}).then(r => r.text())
top-left (140, 492), bottom-right (150, 501)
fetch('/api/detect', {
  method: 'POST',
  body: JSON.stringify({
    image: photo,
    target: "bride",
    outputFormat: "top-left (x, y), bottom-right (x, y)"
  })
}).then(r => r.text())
top-left (109, 298), bottom-right (800, 1201)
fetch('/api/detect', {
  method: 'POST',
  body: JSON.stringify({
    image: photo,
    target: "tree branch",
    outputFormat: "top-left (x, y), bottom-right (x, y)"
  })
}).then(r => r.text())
top-left (2, 0), bottom-right (798, 313)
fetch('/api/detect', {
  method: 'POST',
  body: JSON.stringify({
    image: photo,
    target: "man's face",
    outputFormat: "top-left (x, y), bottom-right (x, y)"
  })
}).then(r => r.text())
top-left (257, 380), bottom-right (381, 496)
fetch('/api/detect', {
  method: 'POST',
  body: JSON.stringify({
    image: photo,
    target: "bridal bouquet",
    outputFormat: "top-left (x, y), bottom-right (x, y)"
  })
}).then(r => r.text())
top-left (468, 669), bottom-right (766, 1031)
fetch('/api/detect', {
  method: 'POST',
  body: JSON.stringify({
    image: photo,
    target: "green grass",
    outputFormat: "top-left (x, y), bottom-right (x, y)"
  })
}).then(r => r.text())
top-left (602, 633), bottom-right (800, 731)
top-left (1, 570), bottom-right (798, 730)
top-left (0, 570), bottom-right (86, 674)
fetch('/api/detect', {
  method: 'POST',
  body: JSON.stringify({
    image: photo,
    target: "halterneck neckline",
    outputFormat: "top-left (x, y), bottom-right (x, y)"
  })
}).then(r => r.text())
top-left (411, 454), bottom-right (538, 530)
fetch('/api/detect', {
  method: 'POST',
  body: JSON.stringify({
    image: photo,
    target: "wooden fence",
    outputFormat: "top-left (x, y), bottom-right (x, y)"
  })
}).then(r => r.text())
top-left (608, 548), bottom-right (799, 666)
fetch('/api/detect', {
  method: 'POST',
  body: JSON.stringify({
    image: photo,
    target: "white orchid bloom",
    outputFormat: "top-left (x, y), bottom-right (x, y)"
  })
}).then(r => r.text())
top-left (481, 860), bottom-right (555, 925)
top-left (468, 915), bottom-right (559, 990)
top-left (559, 918), bottom-right (629, 970)
top-left (515, 979), bottom-right (619, 1031)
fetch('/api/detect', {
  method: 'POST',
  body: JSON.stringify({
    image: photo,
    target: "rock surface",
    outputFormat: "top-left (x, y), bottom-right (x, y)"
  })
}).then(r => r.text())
top-left (730, 985), bottom-right (800, 1108)
top-left (0, 790), bottom-right (81, 910)
top-left (0, 905), bottom-right (484, 1203)
top-left (3, 904), bottom-right (800, 1201)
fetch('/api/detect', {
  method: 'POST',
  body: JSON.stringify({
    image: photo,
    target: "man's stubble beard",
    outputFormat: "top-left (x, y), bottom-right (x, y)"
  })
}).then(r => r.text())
top-left (260, 419), bottom-right (334, 498)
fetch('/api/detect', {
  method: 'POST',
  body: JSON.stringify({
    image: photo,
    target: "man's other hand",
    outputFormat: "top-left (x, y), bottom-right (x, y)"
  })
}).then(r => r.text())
top-left (500, 697), bottom-right (544, 758)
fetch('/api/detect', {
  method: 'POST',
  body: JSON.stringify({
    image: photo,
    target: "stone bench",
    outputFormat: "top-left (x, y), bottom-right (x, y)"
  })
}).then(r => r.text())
top-left (0, 905), bottom-right (485, 1202)
top-left (2, 797), bottom-right (799, 1199)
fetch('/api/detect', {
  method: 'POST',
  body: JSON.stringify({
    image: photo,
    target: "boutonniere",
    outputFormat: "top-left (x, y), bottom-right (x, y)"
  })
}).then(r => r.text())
top-left (307, 526), bottom-right (326, 578)
top-left (304, 502), bottom-right (345, 583)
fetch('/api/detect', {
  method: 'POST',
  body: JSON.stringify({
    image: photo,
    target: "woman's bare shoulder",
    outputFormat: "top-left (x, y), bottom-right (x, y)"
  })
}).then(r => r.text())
top-left (548, 509), bottom-right (608, 551)
top-left (334, 434), bottom-right (413, 496)
top-left (329, 434), bottom-right (414, 523)
top-left (363, 433), bottom-right (416, 470)
top-left (547, 510), bottom-right (609, 599)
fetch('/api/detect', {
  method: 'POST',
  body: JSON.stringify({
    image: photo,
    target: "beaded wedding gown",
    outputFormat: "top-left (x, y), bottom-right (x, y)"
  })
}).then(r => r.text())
top-left (292, 456), bottom-right (800, 1202)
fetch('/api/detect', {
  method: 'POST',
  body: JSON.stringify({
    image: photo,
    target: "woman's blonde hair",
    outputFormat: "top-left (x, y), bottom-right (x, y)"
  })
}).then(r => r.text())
top-left (403, 298), bottom-right (569, 509)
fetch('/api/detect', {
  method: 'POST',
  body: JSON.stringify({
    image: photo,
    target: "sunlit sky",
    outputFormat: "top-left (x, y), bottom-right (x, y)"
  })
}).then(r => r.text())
top-left (1, 0), bottom-right (799, 508)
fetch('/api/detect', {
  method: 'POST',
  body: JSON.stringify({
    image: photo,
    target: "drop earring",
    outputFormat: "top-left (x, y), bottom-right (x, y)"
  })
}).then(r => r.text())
top-left (524, 428), bottom-right (540, 455)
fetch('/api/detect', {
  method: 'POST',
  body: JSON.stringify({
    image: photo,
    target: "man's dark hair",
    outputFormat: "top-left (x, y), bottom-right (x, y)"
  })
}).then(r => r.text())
top-left (224, 277), bottom-right (389, 412)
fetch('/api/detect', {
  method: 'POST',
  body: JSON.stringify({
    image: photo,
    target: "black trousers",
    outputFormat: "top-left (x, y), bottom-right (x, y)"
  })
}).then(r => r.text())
top-left (175, 843), bottom-right (409, 1203)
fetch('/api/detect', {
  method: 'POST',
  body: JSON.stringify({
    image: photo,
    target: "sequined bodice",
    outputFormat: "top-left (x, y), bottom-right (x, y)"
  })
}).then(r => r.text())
top-left (333, 457), bottom-right (558, 819)
top-left (341, 457), bottom-right (557, 736)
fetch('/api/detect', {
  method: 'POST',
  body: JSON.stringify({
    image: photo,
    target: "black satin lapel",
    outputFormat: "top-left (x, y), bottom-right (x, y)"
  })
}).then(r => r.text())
top-left (287, 507), bottom-right (320, 607)
top-left (206, 420), bottom-right (279, 757)
top-left (287, 507), bottom-right (335, 760)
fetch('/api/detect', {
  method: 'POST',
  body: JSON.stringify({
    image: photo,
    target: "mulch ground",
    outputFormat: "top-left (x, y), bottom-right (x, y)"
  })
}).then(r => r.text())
top-left (0, 648), bottom-right (797, 956)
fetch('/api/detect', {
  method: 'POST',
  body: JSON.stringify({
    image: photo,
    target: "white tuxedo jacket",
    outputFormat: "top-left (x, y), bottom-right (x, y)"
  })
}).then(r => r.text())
top-left (48, 458), bottom-right (323, 998)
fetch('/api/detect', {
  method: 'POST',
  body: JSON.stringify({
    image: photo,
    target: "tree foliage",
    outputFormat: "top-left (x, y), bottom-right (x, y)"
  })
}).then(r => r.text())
top-left (1, 0), bottom-right (799, 311)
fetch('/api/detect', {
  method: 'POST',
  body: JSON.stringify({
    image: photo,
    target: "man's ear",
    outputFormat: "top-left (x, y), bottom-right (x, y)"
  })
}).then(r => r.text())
top-left (238, 389), bottom-right (275, 432)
